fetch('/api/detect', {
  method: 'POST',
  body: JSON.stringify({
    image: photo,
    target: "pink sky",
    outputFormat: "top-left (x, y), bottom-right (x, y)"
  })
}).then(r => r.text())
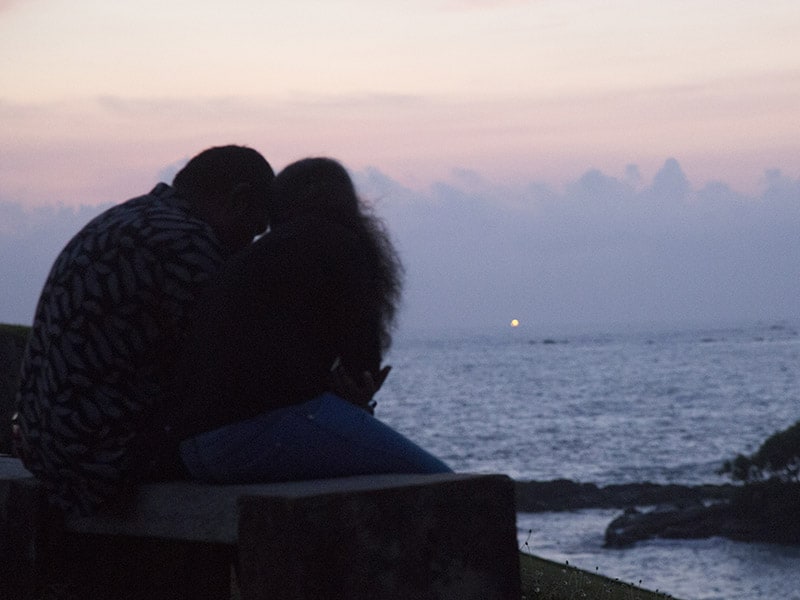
top-left (1, 0), bottom-right (799, 206)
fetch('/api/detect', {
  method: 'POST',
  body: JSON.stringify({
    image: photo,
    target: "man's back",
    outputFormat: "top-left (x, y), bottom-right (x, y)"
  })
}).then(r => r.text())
top-left (15, 183), bottom-right (226, 515)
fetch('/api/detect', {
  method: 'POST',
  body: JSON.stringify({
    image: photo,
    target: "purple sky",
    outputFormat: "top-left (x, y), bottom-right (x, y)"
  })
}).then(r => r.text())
top-left (2, 158), bottom-right (798, 335)
top-left (1, 1), bottom-right (799, 334)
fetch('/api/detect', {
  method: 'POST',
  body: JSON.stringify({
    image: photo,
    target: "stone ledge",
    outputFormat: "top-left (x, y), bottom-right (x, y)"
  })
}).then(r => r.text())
top-left (1, 456), bottom-right (521, 600)
top-left (3, 456), bottom-right (509, 544)
top-left (72, 471), bottom-right (507, 545)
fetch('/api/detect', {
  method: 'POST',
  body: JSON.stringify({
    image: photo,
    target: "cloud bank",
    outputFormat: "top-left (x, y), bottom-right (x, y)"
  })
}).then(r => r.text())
top-left (2, 158), bottom-right (799, 337)
top-left (0, 201), bottom-right (111, 326)
top-left (356, 159), bottom-right (800, 336)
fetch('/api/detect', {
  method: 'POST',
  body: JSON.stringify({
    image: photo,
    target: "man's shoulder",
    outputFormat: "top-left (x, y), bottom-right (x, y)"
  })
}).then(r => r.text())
top-left (46, 186), bottom-right (224, 292)
top-left (78, 186), bottom-right (216, 248)
top-left (96, 185), bottom-right (199, 227)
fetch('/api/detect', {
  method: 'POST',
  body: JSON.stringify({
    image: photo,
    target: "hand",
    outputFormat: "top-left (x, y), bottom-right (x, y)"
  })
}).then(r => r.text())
top-left (330, 361), bottom-right (392, 415)
top-left (10, 411), bottom-right (27, 462)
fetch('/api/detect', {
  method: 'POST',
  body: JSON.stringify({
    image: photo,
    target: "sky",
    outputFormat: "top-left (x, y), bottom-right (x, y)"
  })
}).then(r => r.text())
top-left (1, 0), bottom-right (799, 335)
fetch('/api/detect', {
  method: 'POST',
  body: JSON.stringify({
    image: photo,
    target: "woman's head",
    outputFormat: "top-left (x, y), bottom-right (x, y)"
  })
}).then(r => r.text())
top-left (269, 157), bottom-right (359, 227)
top-left (270, 157), bottom-right (403, 351)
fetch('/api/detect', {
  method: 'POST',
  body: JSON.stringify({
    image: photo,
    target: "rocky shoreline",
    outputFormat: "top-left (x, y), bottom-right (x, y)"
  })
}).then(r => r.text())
top-left (514, 478), bottom-right (735, 512)
top-left (515, 478), bottom-right (800, 548)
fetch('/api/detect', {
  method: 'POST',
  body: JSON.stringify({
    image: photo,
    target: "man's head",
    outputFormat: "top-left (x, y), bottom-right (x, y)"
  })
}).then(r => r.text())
top-left (173, 145), bottom-right (274, 253)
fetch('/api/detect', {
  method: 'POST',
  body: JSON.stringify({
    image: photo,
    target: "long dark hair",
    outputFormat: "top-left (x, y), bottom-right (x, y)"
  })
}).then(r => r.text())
top-left (270, 157), bottom-right (403, 350)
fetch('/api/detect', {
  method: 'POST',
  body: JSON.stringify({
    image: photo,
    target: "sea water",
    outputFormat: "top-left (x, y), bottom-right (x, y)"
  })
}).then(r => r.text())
top-left (377, 321), bottom-right (800, 600)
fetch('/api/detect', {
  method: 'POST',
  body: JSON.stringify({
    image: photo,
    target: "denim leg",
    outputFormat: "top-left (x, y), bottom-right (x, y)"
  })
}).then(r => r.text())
top-left (179, 393), bottom-right (452, 484)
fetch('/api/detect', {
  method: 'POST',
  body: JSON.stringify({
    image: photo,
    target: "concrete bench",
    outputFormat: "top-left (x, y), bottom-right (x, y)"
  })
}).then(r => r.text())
top-left (0, 456), bottom-right (521, 599)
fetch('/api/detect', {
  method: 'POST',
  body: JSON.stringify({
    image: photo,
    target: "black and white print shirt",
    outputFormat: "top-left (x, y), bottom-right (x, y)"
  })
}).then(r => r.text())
top-left (15, 183), bottom-right (225, 515)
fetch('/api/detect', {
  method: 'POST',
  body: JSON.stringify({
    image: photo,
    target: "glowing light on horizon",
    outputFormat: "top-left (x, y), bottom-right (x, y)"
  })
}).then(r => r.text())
top-left (510, 319), bottom-right (520, 328)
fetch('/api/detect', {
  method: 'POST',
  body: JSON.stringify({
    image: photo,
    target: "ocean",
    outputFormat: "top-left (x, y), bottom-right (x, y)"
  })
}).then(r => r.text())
top-left (377, 321), bottom-right (800, 600)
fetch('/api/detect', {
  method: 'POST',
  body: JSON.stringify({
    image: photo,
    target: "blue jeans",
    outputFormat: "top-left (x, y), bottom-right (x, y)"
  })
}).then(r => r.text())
top-left (179, 392), bottom-right (452, 483)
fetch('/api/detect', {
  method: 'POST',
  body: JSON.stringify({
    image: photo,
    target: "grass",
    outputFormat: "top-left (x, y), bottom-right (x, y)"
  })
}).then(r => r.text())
top-left (227, 551), bottom-right (678, 600)
top-left (229, 554), bottom-right (677, 600)
top-left (519, 552), bottom-right (677, 600)
top-left (37, 555), bottom-right (678, 600)
top-left (0, 322), bottom-right (31, 340)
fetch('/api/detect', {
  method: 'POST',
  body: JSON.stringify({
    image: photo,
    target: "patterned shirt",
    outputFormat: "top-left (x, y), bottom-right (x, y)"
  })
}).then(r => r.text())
top-left (15, 184), bottom-right (226, 515)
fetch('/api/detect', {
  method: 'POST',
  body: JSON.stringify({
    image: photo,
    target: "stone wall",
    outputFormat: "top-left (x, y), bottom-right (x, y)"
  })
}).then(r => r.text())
top-left (1, 460), bottom-right (522, 600)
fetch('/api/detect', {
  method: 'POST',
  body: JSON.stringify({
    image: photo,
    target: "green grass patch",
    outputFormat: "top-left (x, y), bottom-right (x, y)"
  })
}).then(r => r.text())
top-left (0, 322), bottom-right (31, 341)
top-left (519, 552), bottom-right (678, 600)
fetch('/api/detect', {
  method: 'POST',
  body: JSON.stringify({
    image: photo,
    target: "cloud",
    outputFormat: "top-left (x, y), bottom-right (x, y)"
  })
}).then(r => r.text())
top-left (651, 158), bottom-right (690, 201)
top-left (439, 0), bottom-right (532, 9)
top-left (354, 159), bottom-right (800, 335)
top-left (2, 159), bottom-right (799, 337)
top-left (0, 200), bottom-right (110, 326)
top-left (156, 157), bottom-right (190, 185)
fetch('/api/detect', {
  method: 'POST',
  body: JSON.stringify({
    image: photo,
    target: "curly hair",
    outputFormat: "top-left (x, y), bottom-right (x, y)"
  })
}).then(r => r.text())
top-left (271, 157), bottom-right (403, 350)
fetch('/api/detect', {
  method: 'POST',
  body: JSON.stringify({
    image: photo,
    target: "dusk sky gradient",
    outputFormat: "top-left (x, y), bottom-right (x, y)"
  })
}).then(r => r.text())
top-left (1, 0), bottom-right (799, 334)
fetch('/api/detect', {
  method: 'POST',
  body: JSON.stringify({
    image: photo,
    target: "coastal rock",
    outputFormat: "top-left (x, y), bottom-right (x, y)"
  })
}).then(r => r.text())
top-left (604, 502), bottom-right (733, 548)
top-left (515, 478), bottom-right (800, 547)
top-left (603, 481), bottom-right (800, 547)
top-left (514, 479), bottom-right (735, 512)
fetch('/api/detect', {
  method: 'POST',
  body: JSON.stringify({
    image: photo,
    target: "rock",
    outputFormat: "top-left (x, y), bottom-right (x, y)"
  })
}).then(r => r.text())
top-left (514, 479), bottom-right (603, 511)
top-left (515, 478), bottom-right (800, 548)
top-left (603, 481), bottom-right (800, 547)
top-left (604, 502), bottom-right (733, 548)
top-left (514, 479), bottom-right (735, 512)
